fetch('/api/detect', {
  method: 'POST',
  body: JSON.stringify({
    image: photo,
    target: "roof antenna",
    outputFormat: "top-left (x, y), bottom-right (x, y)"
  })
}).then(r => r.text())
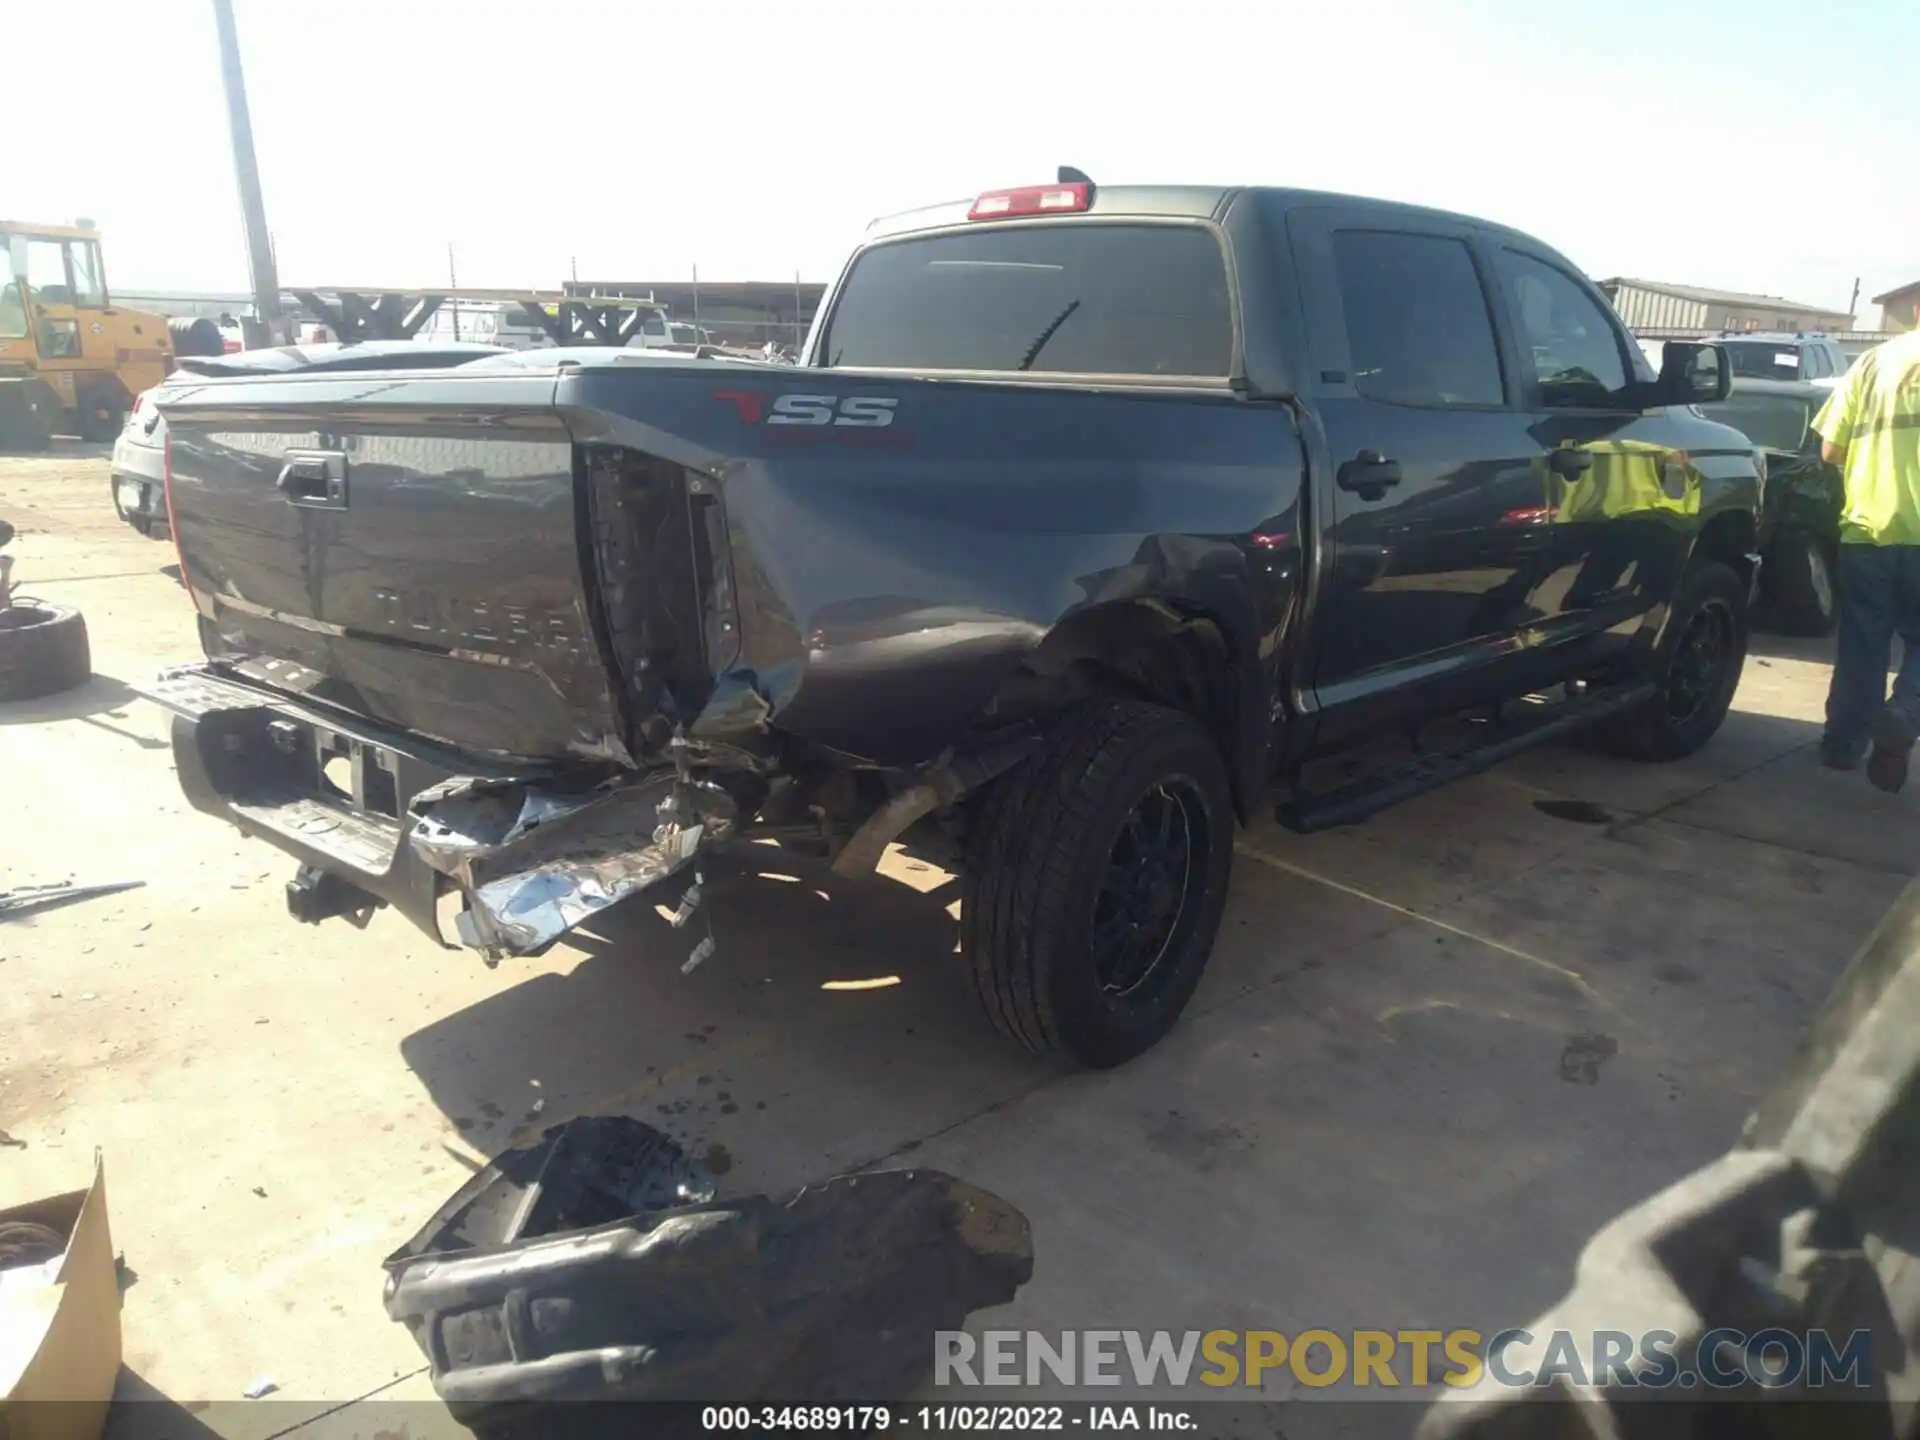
top-left (1058, 166), bottom-right (1093, 185)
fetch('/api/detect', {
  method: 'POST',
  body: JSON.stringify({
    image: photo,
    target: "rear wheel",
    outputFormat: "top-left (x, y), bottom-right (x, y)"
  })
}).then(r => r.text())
top-left (962, 700), bottom-right (1235, 1068)
top-left (1592, 560), bottom-right (1748, 761)
top-left (1760, 528), bottom-right (1837, 636)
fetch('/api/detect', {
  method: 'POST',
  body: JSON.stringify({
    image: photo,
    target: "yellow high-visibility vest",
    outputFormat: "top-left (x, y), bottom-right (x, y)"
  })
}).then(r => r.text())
top-left (1815, 333), bottom-right (1920, 546)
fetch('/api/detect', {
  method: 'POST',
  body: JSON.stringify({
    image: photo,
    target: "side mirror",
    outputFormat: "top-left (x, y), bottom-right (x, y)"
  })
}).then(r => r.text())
top-left (1658, 341), bottom-right (1731, 406)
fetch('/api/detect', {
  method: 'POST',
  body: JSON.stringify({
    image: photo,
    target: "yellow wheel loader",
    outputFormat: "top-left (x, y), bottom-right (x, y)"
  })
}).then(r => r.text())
top-left (0, 220), bottom-right (212, 448)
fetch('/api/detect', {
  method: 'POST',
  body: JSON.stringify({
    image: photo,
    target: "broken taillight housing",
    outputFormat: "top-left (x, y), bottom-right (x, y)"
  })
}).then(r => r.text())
top-left (163, 429), bottom-right (191, 599)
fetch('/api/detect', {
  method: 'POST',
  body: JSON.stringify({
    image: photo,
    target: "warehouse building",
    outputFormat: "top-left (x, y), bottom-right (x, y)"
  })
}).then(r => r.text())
top-left (1598, 278), bottom-right (1853, 334)
top-left (1871, 280), bottom-right (1920, 333)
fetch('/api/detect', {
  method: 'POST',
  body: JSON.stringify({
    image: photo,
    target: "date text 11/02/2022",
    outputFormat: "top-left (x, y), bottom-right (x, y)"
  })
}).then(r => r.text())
top-left (700, 1406), bottom-right (1196, 1430)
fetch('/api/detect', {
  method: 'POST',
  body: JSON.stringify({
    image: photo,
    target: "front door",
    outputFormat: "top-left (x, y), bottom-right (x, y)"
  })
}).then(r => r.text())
top-left (1288, 212), bottom-right (1550, 743)
top-left (1489, 245), bottom-right (1697, 651)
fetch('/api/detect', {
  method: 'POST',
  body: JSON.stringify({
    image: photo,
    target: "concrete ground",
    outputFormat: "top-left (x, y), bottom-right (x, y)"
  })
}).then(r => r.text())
top-left (3, 444), bottom-right (1917, 1435)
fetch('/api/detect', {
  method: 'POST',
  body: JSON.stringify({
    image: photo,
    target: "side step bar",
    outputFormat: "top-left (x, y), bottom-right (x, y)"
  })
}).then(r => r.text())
top-left (1276, 680), bottom-right (1657, 835)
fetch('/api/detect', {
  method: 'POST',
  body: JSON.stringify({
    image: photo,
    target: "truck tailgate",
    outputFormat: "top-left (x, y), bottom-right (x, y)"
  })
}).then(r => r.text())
top-left (158, 369), bottom-right (629, 762)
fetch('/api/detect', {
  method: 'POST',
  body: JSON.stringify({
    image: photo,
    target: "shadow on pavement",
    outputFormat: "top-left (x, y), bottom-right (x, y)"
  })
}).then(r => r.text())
top-left (103, 1368), bottom-right (221, 1440)
top-left (399, 848), bottom-right (1057, 1189)
top-left (0, 675), bottom-right (162, 745)
top-left (1746, 628), bottom-right (1841, 665)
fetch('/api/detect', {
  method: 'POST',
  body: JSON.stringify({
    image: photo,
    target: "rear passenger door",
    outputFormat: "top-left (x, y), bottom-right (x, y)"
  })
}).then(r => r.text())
top-left (1287, 209), bottom-right (1549, 738)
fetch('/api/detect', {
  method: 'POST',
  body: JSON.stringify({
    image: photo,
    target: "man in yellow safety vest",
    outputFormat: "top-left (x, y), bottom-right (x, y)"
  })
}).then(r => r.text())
top-left (1813, 301), bottom-right (1920, 791)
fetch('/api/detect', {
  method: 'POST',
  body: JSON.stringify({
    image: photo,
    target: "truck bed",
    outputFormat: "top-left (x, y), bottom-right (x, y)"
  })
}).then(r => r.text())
top-left (157, 352), bottom-right (1307, 772)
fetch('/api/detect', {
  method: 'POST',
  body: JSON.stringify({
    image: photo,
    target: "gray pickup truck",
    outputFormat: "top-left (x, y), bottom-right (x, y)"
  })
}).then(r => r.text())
top-left (139, 176), bottom-right (1762, 1066)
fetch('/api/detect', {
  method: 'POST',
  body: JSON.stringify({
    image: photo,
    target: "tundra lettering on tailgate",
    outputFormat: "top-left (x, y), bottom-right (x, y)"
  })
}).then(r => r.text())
top-left (371, 588), bottom-right (584, 655)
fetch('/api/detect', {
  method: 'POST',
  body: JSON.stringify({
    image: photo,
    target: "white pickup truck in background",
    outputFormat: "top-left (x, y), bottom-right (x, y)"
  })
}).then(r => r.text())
top-left (1639, 332), bottom-right (1860, 390)
top-left (417, 300), bottom-right (693, 352)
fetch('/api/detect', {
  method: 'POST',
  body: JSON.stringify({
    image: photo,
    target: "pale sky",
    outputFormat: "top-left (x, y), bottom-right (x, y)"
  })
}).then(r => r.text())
top-left (13, 0), bottom-right (1917, 321)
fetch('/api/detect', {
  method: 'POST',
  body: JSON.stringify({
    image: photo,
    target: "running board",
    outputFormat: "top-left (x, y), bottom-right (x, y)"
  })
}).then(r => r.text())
top-left (1276, 681), bottom-right (1657, 835)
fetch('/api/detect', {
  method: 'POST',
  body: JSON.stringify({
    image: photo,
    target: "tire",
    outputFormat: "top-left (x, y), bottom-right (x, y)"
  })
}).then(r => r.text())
top-left (1761, 529), bottom-right (1837, 637)
top-left (167, 316), bottom-right (224, 358)
top-left (0, 603), bottom-right (92, 702)
top-left (0, 385), bottom-right (53, 452)
top-left (78, 398), bottom-right (125, 444)
top-left (962, 700), bottom-right (1235, 1068)
top-left (1591, 560), bottom-right (1748, 762)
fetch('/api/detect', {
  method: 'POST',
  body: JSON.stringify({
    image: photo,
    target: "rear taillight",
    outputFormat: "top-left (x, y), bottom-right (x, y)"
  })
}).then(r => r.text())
top-left (968, 182), bottom-right (1092, 220)
top-left (164, 430), bottom-right (191, 598)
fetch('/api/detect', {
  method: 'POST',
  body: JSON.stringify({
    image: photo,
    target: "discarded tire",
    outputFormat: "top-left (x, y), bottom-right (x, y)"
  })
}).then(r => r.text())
top-left (167, 316), bottom-right (224, 358)
top-left (0, 602), bottom-right (91, 701)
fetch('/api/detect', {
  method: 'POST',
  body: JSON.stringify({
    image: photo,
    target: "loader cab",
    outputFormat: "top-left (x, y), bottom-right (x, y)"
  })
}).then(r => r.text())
top-left (4, 223), bottom-right (109, 358)
top-left (1, 220), bottom-right (174, 439)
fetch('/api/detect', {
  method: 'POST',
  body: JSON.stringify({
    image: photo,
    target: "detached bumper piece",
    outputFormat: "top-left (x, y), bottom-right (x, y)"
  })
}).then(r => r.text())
top-left (384, 1117), bottom-right (1034, 1426)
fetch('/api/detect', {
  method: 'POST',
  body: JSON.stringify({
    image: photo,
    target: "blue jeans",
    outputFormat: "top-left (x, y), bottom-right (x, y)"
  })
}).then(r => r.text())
top-left (1826, 543), bottom-right (1920, 750)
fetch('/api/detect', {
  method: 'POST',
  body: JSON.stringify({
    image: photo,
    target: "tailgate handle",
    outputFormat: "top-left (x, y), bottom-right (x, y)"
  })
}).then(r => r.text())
top-left (277, 451), bottom-right (348, 508)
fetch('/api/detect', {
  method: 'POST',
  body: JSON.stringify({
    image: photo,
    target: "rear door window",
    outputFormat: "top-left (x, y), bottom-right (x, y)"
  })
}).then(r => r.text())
top-left (1330, 230), bottom-right (1506, 407)
top-left (819, 223), bottom-right (1232, 376)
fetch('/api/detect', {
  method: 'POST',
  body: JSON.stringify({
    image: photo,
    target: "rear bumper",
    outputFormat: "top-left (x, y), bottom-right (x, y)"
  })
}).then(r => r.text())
top-left (137, 662), bottom-right (733, 957)
top-left (138, 664), bottom-right (517, 943)
top-left (110, 437), bottom-right (168, 526)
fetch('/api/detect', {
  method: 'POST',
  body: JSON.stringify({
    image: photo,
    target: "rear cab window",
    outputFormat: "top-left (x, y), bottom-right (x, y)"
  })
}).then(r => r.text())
top-left (817, 223), bottom-right (1233, 376)
top-left (1721, 342), bottom-right (1807, 381)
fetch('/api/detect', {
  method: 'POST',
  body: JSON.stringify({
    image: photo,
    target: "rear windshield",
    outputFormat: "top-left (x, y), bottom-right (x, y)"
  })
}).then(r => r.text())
top-left (1720, 341), bottom-right (1804, 380)
top-left (818, 223), bottom-right (1233, 376)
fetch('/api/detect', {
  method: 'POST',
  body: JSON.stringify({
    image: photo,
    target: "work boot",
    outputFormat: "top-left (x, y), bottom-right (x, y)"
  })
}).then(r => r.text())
top-left (1820, 735), bottom-right (1866, 771)
top-left (1866, 708), bottom-right (1917, 794)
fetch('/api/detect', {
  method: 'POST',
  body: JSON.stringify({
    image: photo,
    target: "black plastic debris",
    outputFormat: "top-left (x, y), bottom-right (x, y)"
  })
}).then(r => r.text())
top-left (400, 1116), bottom-right (717, 1255)
top-left (384, 1118), bottom-right (1033, 1427)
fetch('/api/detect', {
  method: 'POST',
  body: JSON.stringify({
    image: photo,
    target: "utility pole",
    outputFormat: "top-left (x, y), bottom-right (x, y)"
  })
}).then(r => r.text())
top-left (1848, 276), bottom-right (1861, 327)
top-left (448, 242), bottom-right (459, 341)
top-left (211, 0), bottom-right (281, 347)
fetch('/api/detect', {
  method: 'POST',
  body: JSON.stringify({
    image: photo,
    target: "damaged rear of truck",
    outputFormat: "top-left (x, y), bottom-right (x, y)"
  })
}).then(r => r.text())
top-left (145, 328), bottom-right (1304, 1067)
